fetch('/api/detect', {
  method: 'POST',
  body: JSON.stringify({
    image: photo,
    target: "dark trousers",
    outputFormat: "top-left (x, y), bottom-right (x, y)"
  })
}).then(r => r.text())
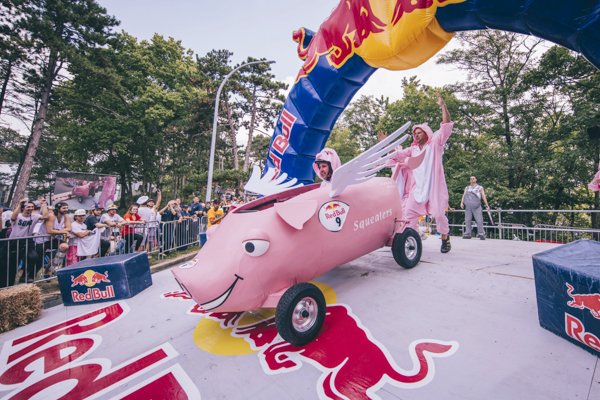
top-left (99, 239), bottom-right (110, 257)
top-left (35, 239), bottom-right (62, 274)
top-left (161, 223), bottom-right (175, 255)
top-left (124, 233), bottom-right (143, 253)
top-left (0, 239), bottom-right (37, 287)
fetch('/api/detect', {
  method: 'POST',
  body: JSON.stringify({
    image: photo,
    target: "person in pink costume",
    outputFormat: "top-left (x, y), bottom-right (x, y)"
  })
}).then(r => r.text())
top-left (589, 164), bottom-right (600, 192)
top-left (97, 176), bottom-right (116, 209)
top-left (377, 93), bottom-right (453, 253)
top-left (313, 148), bottom-right (341, 187)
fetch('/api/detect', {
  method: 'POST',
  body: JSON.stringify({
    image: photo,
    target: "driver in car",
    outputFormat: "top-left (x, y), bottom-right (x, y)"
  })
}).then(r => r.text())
top-left (313, 148), bottom-right (341, 187)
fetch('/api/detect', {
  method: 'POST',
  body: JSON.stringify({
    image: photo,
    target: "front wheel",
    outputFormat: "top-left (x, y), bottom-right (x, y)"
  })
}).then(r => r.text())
top-left (78, 196), bottom-right (84, 203)
top-left (275, 282), bottom-right (326, 346)
top-left (392, 228), bottom-right (422, 269)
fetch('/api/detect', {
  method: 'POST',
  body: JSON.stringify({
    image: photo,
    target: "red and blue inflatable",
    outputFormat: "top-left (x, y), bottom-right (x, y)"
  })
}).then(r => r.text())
top-left (265, 0), bottom-right (600, 184)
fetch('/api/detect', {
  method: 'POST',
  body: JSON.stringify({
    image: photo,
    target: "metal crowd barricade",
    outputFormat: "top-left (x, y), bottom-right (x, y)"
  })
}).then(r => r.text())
top-left (0, 232), bottom-right (65, 288)
top-left (0, 218), bottom-right (207, 290)
top-left (445, 209), bottom-right (600, 243)
top-left (159, 218), bottom-right (201, 255)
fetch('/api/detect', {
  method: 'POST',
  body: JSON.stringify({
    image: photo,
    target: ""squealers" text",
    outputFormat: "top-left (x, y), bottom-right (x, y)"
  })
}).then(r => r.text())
top-left (354, 209), bottom-right (392, 231)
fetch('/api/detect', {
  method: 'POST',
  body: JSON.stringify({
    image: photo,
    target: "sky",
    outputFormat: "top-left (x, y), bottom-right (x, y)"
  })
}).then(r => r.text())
top-left (2, 0), bottom-right (467, 141)
top-left (94, 0), bottom-right (466, 100)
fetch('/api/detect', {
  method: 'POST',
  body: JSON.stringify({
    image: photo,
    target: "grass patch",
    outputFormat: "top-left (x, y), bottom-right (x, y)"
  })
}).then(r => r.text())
top-left (36, 279), bottom-right (60, 295)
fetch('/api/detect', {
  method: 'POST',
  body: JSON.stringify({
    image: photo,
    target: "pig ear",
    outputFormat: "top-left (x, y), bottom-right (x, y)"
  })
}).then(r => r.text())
top-left (274, 200), bottom-right (317, 230)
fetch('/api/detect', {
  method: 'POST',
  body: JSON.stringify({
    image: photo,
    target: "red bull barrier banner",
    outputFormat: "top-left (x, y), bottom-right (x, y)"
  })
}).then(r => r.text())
top-left (533, 239), bottom-right (600, 357)
top-left (264, 0), bottom-right (600, 185)
top-left (57, 253), bottom-right (152, 306)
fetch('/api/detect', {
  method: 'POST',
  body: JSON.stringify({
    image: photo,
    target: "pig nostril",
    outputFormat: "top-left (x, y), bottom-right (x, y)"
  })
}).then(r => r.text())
top-left (245, 242), bottom-right (255, 253)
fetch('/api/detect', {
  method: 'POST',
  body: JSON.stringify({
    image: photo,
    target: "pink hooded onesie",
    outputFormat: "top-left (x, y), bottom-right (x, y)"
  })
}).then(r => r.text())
top-left (589, 163), bottom-right (600, 192)
top-left (313, 148), bottom-right (341, 187)
top-left (387, 122), bottom-right (454, 234)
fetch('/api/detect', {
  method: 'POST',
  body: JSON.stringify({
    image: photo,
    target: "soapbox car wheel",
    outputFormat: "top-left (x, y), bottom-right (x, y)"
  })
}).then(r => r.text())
top-left (275, 282), bottom-right (326, 346)
top-left (78, 196), bottom-right (84, 203)
top-left (392, 228), bottom-right (422, 269)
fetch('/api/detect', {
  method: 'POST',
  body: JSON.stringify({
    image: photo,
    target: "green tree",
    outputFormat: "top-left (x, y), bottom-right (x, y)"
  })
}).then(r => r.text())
top-left (49, 32), bottom-right (201, 205)
top-left (336, 95), bottom-right (388, 150)
top-left (237, 57), bottom-right (287, 172)
top-left (10, 0), bottom-right (118, 208)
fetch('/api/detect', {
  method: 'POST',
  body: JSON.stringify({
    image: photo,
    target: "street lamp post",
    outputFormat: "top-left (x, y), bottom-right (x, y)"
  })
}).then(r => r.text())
top-left (205, 59), bottom-right (276, 203)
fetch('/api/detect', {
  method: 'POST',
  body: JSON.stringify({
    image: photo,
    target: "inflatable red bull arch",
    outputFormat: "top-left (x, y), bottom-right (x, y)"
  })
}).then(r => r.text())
top-left (265, 0), bottom-right (600, 184)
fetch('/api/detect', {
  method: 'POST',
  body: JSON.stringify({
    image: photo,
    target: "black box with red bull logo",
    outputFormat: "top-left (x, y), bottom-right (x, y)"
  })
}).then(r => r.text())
top-left (57, 253), bottom-right (152, 306)
top-left (533, 239), bottom-right (600, 357)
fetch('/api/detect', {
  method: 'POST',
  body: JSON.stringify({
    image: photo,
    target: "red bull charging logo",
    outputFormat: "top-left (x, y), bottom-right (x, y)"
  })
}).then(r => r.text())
top-left (162, 284), bottom-right (459, 399)
top-left (71, 269), bottom-right (115, 302)
top-left (293, 0), bottom-right (465, 81)
top-left (566, 283), bottom-right (600, 319)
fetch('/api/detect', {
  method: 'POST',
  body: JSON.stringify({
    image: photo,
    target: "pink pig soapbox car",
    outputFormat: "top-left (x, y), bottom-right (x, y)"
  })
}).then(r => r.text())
top-left (172, 122), bottom-right (426, 345)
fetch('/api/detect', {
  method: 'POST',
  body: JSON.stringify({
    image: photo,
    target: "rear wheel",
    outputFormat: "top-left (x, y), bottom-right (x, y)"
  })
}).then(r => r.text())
top-left (275, 282), bottom-right (326, 346)
top-left (392, 228), bottom-right (422, 269)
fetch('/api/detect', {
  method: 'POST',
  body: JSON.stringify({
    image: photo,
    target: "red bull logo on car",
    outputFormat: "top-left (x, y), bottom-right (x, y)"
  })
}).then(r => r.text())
top-left (71, 269), bottom-right (115, 303)
top-left (318, 201), bottom-right (350, 232)
top-left (162, 283), bottom-right (459, 399)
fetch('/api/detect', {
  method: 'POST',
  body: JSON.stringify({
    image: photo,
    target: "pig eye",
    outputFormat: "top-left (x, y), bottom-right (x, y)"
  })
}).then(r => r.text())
top-left (242, 240), bottom-right (270, 257)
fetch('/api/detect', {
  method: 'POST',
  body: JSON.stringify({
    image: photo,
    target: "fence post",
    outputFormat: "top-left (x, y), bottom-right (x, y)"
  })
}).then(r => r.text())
top-left (498, 208), bottom-right (502, 240)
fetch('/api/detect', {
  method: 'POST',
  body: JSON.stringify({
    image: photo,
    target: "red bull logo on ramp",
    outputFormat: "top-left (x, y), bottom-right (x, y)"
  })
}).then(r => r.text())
top-left (162, 284), bottom-right (458, 399)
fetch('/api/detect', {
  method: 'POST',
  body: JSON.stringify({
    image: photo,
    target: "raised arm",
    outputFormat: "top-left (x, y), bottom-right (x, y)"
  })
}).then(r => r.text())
top-left (154, 189), bottom-right (162, 211)
top-left (432, 93), bottom-right (454, 146)
top-left (436, 92), bottom-right (451, 124)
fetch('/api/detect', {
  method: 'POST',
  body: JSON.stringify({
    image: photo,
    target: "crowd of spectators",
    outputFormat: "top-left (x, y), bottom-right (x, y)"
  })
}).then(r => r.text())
top-left (0, 187), bottom-right (252, 288)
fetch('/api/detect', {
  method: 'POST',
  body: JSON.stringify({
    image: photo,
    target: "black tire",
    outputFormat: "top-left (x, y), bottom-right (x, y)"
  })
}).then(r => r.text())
top-left (275, 282), bottom-right (326, 346)
top-left (392, 228), bottom-right (422, 269)
top-left (78, 196), bottom-right (84, 203)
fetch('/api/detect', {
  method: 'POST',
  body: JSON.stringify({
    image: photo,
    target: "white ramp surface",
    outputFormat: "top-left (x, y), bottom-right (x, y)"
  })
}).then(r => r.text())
top-left (0, 238), bottom-right (598, 400)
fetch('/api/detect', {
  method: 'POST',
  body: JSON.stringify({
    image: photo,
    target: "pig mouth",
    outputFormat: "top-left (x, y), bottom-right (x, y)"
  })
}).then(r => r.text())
top-left (200, 274), bottom-right (244, 311)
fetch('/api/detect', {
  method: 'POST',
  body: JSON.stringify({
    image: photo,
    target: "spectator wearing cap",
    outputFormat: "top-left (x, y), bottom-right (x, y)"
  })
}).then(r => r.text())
top-left (35, 202), bottom-right (71, 276)
top-left (207, 199), bottom-right (224, 228)
top-left (137, 190), bottom-right (161, 252)
top-left (69, 209), bottom-right (90, 265)
top-left (121, 205), bottom-right (146, 253)
top-left (99, 204), bottom-right (123, 242)
top-left (84, 205), bottom-right (110, 257)
top-left (0, 198), bottom-right (49, 286)
top-left (136, 195), bottom-right (151, 251)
